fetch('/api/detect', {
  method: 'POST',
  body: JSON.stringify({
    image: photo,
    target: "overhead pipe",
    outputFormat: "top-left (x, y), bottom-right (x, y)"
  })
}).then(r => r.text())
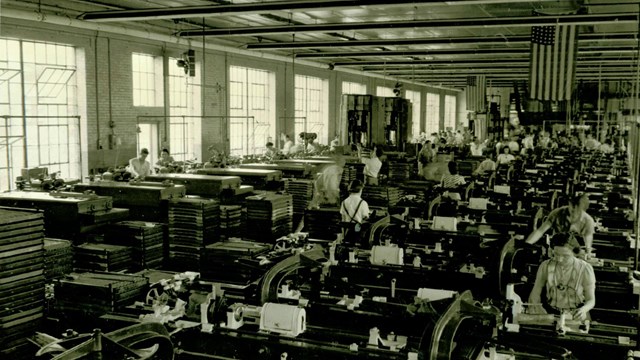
top-left (77, 0), bottom-right (560, 22)
top-left (333, 56), bottom-right (639, 67)
top-left (246, 32), bottom-right (637, 50)
top-left (374, 66), bottom-right (640, 75)
top-left (177, 13), bottom-right (637, 37)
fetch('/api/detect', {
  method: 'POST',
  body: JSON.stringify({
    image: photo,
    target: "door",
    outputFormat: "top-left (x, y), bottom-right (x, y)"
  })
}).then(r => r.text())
top-left (137, 123), bottom-right (159, 170)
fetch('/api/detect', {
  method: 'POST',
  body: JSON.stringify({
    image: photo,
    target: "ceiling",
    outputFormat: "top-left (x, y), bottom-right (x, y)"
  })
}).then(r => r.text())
top-left (3, 0), bottom-right (639, 89)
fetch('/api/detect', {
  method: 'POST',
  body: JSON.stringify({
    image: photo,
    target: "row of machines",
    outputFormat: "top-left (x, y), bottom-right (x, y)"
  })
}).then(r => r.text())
top-left (2, 148), bottom-right (639, 359)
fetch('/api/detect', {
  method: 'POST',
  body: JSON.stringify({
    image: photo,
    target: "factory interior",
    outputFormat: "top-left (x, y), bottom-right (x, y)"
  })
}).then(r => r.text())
top-left (1, 0), bottom-right (640, 359)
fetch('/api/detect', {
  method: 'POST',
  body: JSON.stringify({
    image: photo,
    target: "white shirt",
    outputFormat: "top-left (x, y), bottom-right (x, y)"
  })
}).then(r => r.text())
top-left (340, 194), bottom-right (370, 223)
top-left (497, 153), bottom-right (515, 165)
top-left (362, 156), bottom-right (382, 178)
top-left (508, 141), bottom-right (520, 154)
top-left (522, 136), bottom-right (534, 150)
top-left (470, 143), bottom-right (485, 156)
top-left (128, 157), bottom-right (151, 178)
top-left (282, 140), bottom-right (294, 154)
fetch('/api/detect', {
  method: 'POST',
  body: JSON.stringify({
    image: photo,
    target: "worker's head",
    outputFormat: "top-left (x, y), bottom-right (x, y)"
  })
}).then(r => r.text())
top-left (348, 179), bottom-right (364, 195)
top-left (374, 147), bottom-right (383, 158)
top-left (281, 133), bottom-right (291, 142)
top-left (568, 194), bottom-right (586, 220)
top-left (550, 233), bottom-right (580, 265)
top-left (266, 142), bottom-right (274, 149)
top-left (502, 146), bottom-right (510, 154)
top-left (139, 148), bottom-right (149, 160)
top-left (160, 148), bottom-right (170, 159)
top-left (447, 161), bottom-right (458, 175)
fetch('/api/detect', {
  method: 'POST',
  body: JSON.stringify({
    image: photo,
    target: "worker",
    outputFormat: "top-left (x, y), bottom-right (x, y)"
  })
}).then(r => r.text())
top-left (496, 146), bottom-right (515, 166)
top-left (598, 139), bottom-right (614, 154)
top-left (280, 133), bottom-right (294, 155)
top-left (525, 194), bottom-right (596, 254)
top-left (357, 144), bottom-right (383, 185)
top-left (527, 233), bottom-right (596, 321)
top-left (340, 179), bottom-right (370, 245)
top-left (330, 135), bottom-right (340, 151)
top-left (128, 148), bottom-right (152, 180)
top-left (417, 141), bottom-right (434, 176)
top-left (469, 137), bottom-right (485, 156)
top-left (473, 157), bottom-right (497, 176)
top-left (156, 148), bottom-right (175, 167)
top-left (265, 142), bottom-right (278, 157)
top-left (311, 155), bottom-right (345, 207)
top-left (583, 132), bottom-right (600, 151)
top-left (441, 161), bottom-right (466, 189)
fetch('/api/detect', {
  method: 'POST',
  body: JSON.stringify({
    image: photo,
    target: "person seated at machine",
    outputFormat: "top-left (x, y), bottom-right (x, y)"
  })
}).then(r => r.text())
top-left (128, 148), bottom-right (152, 180)
top-left (340, 180), bottom-right (370, 246)
top-left (310, 154), bottom-right (345, 207)
top-left (155, 148), bottom-right (175, 173)
top-left (357, 144), bottom-right (383, 186)
top-left (281, 133), bottom-right (294, 155)
top-left (496, 146), bottom-right (515, 166)
top-left (525, 194), bottom-right (596, 255)
top-left (265, 142), bottom-right (278, 157)
top-left (469, 137), bottom-right (485, 157)
top-left (441, 161), bottom-right (466, 189)
top-left (527, 233), bottom-right (596, 321)
top-left (473, 157), bottom-right (497, 176)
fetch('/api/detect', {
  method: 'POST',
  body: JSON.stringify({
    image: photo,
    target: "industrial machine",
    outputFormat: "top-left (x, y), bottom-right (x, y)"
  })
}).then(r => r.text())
top-left (0, 191), bottom-right (128, 239)
top-left (145, 173), bottom-right (243, 198)
top-left (194, 168), bottom-right (282, 190)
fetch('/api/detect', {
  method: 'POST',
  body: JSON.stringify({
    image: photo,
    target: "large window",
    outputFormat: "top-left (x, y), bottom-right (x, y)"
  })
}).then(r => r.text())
top-left (376, 86), bottom-right (395, 97)
top-left (405, 90), bottom-right (421, 141)
top-left (132, 53), bottom-right (163, 107)
top-left (0, 38), bottom-right (83, 191)
top-left (444, 94), bottom-right (457, 131)
top-left (168, 58), bottom-right (201, 161)
top-left (295, 75), bottom-right (329, 145)
top-left (426, 93), bottom-right (440, 135)
top-left (229, 66), bottom-right (276, 156)
top-left (342, 81), bottom-right (367, 95)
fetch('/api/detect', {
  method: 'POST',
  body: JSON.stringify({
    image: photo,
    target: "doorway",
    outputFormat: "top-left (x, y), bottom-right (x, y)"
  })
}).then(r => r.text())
top-left (137, 123), bottom-right (159, 169)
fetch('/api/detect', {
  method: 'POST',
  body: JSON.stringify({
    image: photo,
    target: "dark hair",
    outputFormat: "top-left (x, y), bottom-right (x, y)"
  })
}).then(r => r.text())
top-left (140, 148), bottom-right (149, 155)
top-left (550, 233), bottom-right (580, 249)
top-left (447, 161), bottom-right (458, 175)
top-left (502, 146), bottom-right (510, 153)
top-left (161, 148), bottom-right (170, 154)
top-left (348, 179), bottom-right (364, 194)
top-left (375, 148), bottom-right (383, 158)
top-left (266, 142), bottom-right (274, 147)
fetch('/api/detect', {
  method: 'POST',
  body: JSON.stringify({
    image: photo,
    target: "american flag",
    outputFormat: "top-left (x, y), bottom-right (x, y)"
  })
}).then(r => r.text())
top-left (529, 24), bottom-right (579, 101)
top-left (466, 75), bottom-right (486, 112)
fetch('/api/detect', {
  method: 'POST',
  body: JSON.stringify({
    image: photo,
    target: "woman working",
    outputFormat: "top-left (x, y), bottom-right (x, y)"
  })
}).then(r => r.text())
top-left (525, 194), bottom-right (596, 254)
top-left (528, 233), bottom-right (596, 321)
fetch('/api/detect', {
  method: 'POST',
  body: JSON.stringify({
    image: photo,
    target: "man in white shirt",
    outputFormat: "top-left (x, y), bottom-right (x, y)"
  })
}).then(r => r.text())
top-left (584, 133), bottom-right (600, 151)
top-left (358, 145), bottom-right (383, 185)
top-left (281, 133), bottom-right (294, 155)
top-left (469, 137), bottom-right (485, 156)
top-left (128, 148), bottom-right (152, 180)
top-left (340, 180), bottom-right (370, 225)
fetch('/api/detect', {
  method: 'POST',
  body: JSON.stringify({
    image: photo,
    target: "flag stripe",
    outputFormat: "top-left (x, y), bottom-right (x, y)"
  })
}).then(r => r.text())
top-left (558, 25), bottom-right (567, 101)
top-left (530, 43), bottom-right (538, 99)
top-left (551, 26), bottom-right (560, 101)
top-left (544, 40), bottom-right (552, 100)
top-left (565, 25), bottom-right (576, 101)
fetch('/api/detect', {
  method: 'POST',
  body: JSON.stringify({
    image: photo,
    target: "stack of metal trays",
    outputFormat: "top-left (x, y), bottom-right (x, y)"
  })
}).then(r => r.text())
top-left (303, 207), bottom-right (342, 241)
top-left (44, 238), bottom-right (73, 280)
top-left (245, 193), bottom-right (293, 242)
top-left (74, 243), bottom-right (133, 272)
top-left (220, 205), bottom-right (242, 240)
top-left (168, 198), bottom-right (220, 271)
top-left (201, 240), bottom-right (271, 284)
top-left (284, 179), bottom-right (314, 216)
top-left (362, 186), bottom-right (401, 207)
top-left (105, 221), bottom-right (164, 270)
top-left (54, 272), bottom-right (148, 316)
top-left (0, 208), bottom-right (45, 359)
top-left (388, 161), bottom-right (412, 182)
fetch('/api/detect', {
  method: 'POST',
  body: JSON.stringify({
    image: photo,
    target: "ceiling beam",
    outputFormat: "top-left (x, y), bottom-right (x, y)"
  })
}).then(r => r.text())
top-left (177, 13), bottom-right (637, 37)
top-left (78, 0), bottom-right (560, 22)
top-left (295, 46), bottom-right (638, 59)
top-left (246, 32), bottom-right (637, 50)
top-left (333, 56), bottom-right (639, 66)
